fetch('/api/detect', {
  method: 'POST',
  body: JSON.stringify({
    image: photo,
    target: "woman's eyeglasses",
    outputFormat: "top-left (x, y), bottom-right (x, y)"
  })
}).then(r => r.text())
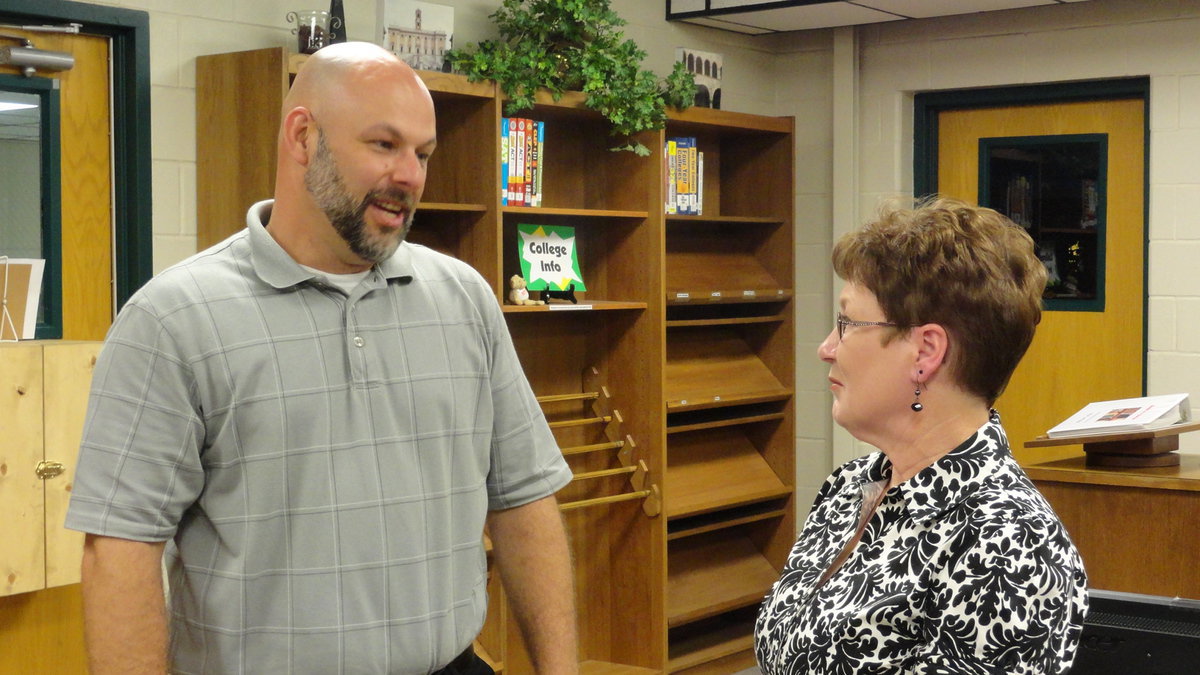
top-left (836, 313), bottom-right (897, 340)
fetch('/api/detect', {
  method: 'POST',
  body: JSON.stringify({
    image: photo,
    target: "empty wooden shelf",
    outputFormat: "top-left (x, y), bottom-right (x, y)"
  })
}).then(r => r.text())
top-left (668, 427), bottom-right (790, 518)
top-left (667, 612), bottom-right (757, 673)
top-left (667, 504), bottom-right (790, 542)
top-left (578, 662), bottom-right (659, 675)
top-left (665, 329), bottom-right (791, 411)
top-left (667, 534), bottom-right (779, 627)
top-left (666, 231), bottom-right (789, 304)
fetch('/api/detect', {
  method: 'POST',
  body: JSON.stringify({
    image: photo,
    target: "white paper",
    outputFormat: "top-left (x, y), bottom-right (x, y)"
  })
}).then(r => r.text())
top-left (0, 257), bottom-right (44, 340)
top-left (1046, 393), bottom-right (1191, 438)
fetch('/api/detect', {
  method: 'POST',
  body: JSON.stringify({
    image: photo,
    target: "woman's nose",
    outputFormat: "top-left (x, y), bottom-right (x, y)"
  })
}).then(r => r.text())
top-left (817, 328), bottom-right (837, 363)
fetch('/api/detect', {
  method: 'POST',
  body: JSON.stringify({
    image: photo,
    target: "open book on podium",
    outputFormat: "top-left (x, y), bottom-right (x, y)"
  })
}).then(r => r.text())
top-left (1028, 394), bottom-right (1197, 468)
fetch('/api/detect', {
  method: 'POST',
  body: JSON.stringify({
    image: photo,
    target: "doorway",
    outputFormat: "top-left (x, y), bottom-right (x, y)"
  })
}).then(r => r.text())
top-left (0, 0), bottom-right (152, 332)
top-left (914, 79), bottom-right (1149, 461)
top-left (1, 27), bottom-right (112, 339)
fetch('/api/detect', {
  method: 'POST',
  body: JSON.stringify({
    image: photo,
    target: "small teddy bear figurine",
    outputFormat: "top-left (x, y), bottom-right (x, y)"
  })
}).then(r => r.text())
top-left (508, 274), bottom-right (545, 306)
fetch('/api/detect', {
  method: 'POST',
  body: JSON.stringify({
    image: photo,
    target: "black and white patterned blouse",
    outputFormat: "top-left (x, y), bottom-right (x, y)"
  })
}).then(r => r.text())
top-left (756, 413), bottom-right (1088, 674)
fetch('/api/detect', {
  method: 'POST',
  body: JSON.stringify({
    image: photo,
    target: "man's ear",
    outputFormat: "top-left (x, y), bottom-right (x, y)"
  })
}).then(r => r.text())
top-left (281, 107), bottom-right (316, 166)
top-left (911, 323), bottom-right (950, 383)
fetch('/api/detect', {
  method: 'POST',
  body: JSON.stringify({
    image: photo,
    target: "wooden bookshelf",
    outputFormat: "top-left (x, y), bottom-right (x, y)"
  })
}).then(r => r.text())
top-left (663, 106), bottom-right (795, 671)
top-left (196, 48), bottom-right (794, 673)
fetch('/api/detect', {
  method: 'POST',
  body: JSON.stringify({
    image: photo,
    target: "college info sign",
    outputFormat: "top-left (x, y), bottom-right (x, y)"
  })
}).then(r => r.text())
top-left (517, 224), bottom-right (586, 292)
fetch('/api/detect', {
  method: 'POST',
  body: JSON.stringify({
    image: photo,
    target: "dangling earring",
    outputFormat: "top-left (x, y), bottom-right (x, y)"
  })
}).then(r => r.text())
top-left (911, 370), bottom-right (924, 412)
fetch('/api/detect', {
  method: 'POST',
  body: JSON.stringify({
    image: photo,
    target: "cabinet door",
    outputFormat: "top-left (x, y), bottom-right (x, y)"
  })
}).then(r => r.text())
top-left (42, 342), bottom-right (100, 588)
top-left (0, 344), bottom-right (46, 596)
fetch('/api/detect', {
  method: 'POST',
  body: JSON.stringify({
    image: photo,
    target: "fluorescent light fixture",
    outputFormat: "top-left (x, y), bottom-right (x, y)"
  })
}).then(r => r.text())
top-left (0, 101), bottom-right (37, 112)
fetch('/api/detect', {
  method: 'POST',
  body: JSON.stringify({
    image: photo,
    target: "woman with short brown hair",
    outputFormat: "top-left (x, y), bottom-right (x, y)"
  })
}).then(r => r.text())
top-left (756, 197), bottom-right (1087, 674)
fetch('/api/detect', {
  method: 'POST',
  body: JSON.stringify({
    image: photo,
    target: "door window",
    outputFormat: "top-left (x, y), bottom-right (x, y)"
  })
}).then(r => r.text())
top-left (0, 75), bottom-right (61, 338)
top-left (979, 134), bottom-right (1107, 312)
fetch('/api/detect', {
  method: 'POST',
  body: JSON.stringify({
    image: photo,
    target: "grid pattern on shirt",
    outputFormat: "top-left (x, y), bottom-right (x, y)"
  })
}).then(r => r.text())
top-left (67, 207), bottom-right (571, 674)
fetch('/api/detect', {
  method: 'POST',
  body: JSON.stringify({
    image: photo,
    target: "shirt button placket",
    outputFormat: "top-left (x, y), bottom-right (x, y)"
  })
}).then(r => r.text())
top-left (346, 300), bottom-right (367, 383)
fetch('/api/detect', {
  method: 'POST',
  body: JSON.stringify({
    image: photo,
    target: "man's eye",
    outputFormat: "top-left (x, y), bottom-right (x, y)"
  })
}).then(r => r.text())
top-left (373, 140), bottom-right (395, 151)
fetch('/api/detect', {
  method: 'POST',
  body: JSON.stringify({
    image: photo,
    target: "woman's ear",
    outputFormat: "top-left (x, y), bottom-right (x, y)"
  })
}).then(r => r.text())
top-left (281, 107), bottom-right (316, 166)
top-left (911, 323), bottom-right (950, 382)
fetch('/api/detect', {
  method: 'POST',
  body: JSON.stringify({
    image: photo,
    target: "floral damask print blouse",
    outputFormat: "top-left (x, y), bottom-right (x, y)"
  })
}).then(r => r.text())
top-left (755, 413), bottom-right (1088, 675)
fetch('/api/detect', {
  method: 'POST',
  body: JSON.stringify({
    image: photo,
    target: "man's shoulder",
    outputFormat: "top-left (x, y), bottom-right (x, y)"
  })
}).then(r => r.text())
top-left (127, 231), bottom-right (253, 312)
top-left (404, 243), bottom-right (492, 292)
top-left (407, 242), bottom-right (482, 275)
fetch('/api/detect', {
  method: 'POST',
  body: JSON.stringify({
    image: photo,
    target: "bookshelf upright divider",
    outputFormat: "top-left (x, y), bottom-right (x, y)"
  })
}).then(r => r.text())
top-left (195, 47), bottom-right (794, 674)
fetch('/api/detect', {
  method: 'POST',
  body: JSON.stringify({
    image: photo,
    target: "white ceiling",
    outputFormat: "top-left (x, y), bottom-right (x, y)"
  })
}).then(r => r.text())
top-left (0, 93), bottom-right (40, 142)
top-left (668, 0), bottom-right (1094, 35)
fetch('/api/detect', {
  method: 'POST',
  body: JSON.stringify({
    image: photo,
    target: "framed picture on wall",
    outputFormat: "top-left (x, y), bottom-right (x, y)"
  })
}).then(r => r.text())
top-left (377, 1), bottom-right (454, 72)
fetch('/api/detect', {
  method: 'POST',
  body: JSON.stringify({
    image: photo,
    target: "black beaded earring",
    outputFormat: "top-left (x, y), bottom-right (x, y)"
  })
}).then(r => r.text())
top-left (911, 370), bottom-right (924, 412)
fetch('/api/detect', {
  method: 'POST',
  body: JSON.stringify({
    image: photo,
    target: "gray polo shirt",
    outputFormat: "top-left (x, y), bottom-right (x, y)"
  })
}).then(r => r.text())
top-left (67, 201), bottom-right (571, 674)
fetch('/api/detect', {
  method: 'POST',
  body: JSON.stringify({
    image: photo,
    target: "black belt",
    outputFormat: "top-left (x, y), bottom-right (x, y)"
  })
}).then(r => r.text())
top-left (432, 646), bottom-right (479, 675)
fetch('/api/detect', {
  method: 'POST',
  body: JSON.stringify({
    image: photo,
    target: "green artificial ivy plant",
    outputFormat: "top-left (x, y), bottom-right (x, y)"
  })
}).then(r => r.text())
top-left (446, 0), bottom-right (698, 155)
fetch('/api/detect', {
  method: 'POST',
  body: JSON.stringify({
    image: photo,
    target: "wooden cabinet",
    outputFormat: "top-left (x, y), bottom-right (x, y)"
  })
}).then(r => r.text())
top-left (0, 341), bottom-right (100, 597)
top-left (1026, 455), bottom-right (1200, 599)
top-left (195, 47), bottom-right (795, 673)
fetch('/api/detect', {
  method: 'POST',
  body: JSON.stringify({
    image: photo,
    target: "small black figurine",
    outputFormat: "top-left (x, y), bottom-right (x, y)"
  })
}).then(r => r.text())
top-left (539, 285), bottom-right (578, 304)
top-left (328, 0), bottom-right (347, 44)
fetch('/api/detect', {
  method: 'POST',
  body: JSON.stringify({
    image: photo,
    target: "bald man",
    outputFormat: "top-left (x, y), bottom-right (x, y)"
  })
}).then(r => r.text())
top-left (67, 43), bottom-right (578, 674)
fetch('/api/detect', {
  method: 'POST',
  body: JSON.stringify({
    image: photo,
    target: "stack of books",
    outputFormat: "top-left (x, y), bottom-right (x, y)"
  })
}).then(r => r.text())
top-left (501, 117), bottom-right (545, 207)
top-left (665, 136), bottom-right (703, 215)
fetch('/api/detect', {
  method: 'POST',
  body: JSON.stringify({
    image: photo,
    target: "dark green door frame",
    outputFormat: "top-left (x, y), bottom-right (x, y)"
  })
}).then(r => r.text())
top-left (913, 78), bottom-right (1148, 198)
top-left (0, 0), bottom-right (152, 309)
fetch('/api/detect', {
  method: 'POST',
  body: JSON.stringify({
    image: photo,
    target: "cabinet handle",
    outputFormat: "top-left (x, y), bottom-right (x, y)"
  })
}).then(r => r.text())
top-left (35, 461), bottom-right (66, 480)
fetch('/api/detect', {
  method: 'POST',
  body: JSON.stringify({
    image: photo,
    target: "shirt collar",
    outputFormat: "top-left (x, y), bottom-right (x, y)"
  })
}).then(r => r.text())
top-left (247, 199), bottom-right (414, 288)
top-left (873, 411), bottom-right (1012, 526)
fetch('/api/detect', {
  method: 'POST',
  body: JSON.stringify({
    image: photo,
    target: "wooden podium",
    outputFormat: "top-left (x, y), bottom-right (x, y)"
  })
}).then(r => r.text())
top-left (1025, 420), bottom-right (1200, 468)
top-left (1024, 422), bottom-right (1200, 598)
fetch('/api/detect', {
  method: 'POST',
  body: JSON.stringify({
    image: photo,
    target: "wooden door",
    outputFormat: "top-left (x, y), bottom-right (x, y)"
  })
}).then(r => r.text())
top-left (0, 26), bottom-right (115, 675)
top-left (937, 99), bottom-right (1145, 460)
top-left (0, 28), bottom-right (114, 340)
